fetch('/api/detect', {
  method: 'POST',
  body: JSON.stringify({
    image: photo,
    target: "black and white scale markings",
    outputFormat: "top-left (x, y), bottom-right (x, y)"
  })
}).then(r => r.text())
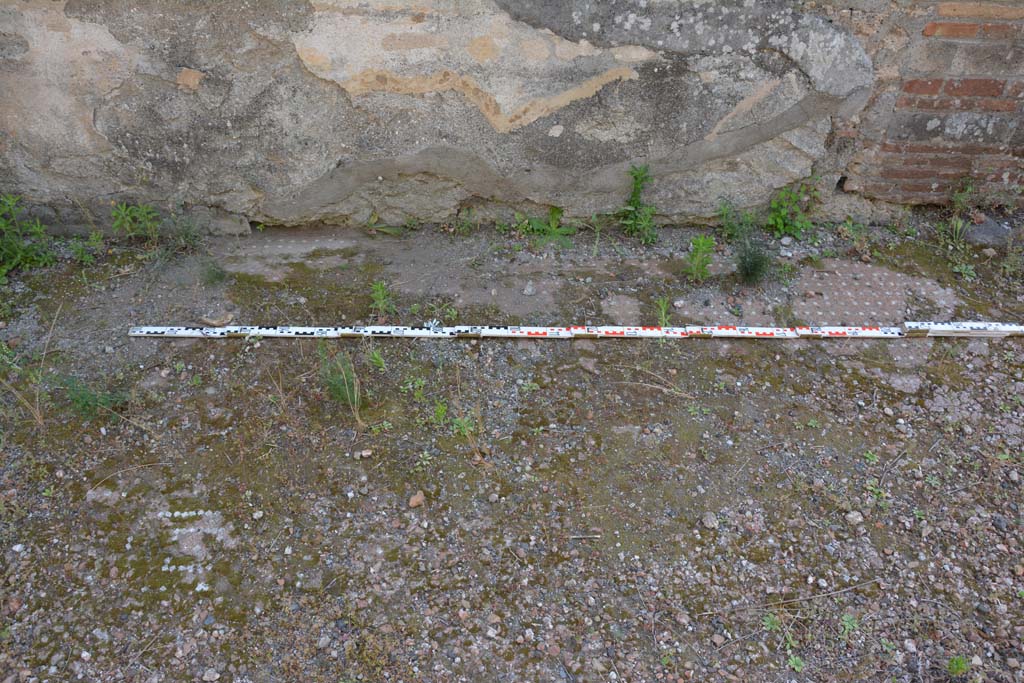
top-left (129, 321), bottom-right (1024, 340)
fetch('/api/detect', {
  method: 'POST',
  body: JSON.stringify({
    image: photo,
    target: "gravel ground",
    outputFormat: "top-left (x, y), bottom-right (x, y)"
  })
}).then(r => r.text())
top-left (1, 215), bottom-right (1023, 682)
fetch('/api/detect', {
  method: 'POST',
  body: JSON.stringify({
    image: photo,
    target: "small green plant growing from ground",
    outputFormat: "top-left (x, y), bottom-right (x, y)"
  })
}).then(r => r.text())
top-left (735, 237), bottom-right (771, 285)
top-left (950, 178), bottom-right (976, 216)
top-left (839, 614), bottom-right (859, 642)
top-left (951, 262), bottom-right (976, 282)
top-left (946, 655), bottom-right (969, 677)
top-left (68, 231), bottom-right (104, 266)
top-left (518, 207), bottom-right (576, 249)
top-left (59, 376), bottom-right (126, 420)
top-left (938, 216), bottom-right (971, 250)
top-left (111, 202), bottom-right (161, 244)
top-left (720, 200), bottom-right (771, 285)
top-left (318, 342), bottom-right (362, 426)
top-left (683, 234), bottom-right (715, 282)
top-left (431, 399), bottom-right (448, 426)
top-left (411, 450), bottom-right (435, 474)
top-left (787, 655), bottom-right (805, 673)
top-left (368, 349), bottom-right (386, 371)
top-left (1, 194), bottom-right (55, 285)
top-left (654, 296), bottom-right (671, 328)
top-left (717, 200), bottom-right (756, 242)
top-left (766, 182), bottom-right (818, 239)
top-left (451, 416), bottom-right (475, 438)
top-left (370, 280), bottom-right (397, 319)
top-left (762, 613), bottom-right (781, 632)
top-left (617, 164), bottom-right (658, 244)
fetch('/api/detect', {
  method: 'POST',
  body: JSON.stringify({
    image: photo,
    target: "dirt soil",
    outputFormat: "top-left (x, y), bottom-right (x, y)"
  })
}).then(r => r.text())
top-left (1, 219), bottom-right (1023, 682)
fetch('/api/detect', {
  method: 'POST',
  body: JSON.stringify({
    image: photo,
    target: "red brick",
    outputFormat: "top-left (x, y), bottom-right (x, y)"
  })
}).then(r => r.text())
top-left (975, 98), bottom-right (1019, 112)
top-left (923, 21), bottom-right (979, 37)
top-left (881, 154), bottom-right (973, 170)
top-left (938, 3), bottom-right (1024, 20)
top-left (944, 78), bottom-right (1005, 96)
top-left (903, 79), bottom-right (944, 95)
top-left (880, 167), bottom-right (969, 180)
top-left (979, 23), bottom-right (1019, 39)
top-left (974, 158), bottom-right (1024, 172)
top-left (898, 142), bottom-right (1007, 155)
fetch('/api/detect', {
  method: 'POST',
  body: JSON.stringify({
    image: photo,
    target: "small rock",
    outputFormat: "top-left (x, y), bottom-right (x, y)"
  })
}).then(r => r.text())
top-left (981, 247), bottom-right (997, 258)
top-left (80, 651), bottom-right (91, 662)
top-left (409, 490), bottom-right (425, 508)
top-left (523, 281), bottom-right (536, 296)
top-left (711, 634), bottom-right (726, 647)
top-left (103, 345), bottom-right (115, 354)
top-left (780, 236), bottom-right (794, 246)
top-left (488, 493), bottom-right (499, 503)
top-left (845, 510), bottom-right (865, 525)
top-left (202, 669), bottom-right (220, 682)
top-left (1007, 658), bottom-right (1019, 669)
top-left (317, 635), bottom-right (330, 649)
top-left (251, 510), bottom-right (264, 521)
top-left (701, 512), bottom-right (719, 530)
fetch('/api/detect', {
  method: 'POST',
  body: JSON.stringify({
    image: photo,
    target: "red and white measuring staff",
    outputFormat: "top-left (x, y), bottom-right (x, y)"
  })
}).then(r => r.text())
top-left (128, 322), bottom-right (1024, 340)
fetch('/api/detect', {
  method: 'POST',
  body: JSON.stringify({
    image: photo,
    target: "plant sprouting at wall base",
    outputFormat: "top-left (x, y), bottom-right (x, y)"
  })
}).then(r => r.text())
top-left (766, 182), bottom-right (819, 239)
top-left (516, 207), bottom-right (576, 249)
top-left (617, 165), bottom-right (658, 245)
top-left (683, 234), bottom-right (715, 282)
top-left (0, 194), bottom-right (55, 285)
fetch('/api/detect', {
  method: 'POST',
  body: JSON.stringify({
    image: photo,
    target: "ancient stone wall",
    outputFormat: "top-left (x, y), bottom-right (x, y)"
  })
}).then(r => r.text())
top-left (0, 0), bottom-right (1019, 234)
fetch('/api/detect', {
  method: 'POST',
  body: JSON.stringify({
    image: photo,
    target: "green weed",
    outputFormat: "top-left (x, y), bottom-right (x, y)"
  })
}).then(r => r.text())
top-left (518, 207), bottom-right (575, 249)
top-left (368, 349), bottom-right (386, 371)
top-left (617, 165), bottom-right (658, 244)
top-left (654, 296), bottom-right (671, 328)
top-left (839, 614), bottom-right (859, 642)
top-left (451, 416), bottom-right (475, 438)
top-left (0, 194), bottom-right (55, 285)
top-left (370, 280), bottom-right (397, 319)
top-left (683, 234), bottom-right (715, 282)
top-left (951, 262), bottom-right (977, 282)
top-left (717, 200), bottom-right (756, 242)
top-left (69, 231), bottom-right (104, 265)
top-left (766, 182), bottom-right (818, 239)
top-left (950, 178), bottom-right (976, 216)
top-left (111, 202), bottom-right (160, 244)
top-left (946, 655), bottom-right (969, 677)
top-left (59, 376), bottom-right (126, 420)
top-left (318, 342), bottom-right (362, 426)
top-left (762, 613), bottom-right (781, 632)
top-left (411, 450), bottom-right (435, 474)
top-left (431, 399), bottom-right (448, 426)
top-left (938, 216), bottom-right (971, 249)
top-left (735, 237), bottom-right (771, 285)
top-left (787, 655), bottom-right (805, 673)
top-left (369, 420), bottom-right (392, 435)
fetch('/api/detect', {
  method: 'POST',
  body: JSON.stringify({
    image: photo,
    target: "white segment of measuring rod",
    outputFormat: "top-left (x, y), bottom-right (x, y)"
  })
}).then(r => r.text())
top-left (128, 322), bottom-right (1024, 340)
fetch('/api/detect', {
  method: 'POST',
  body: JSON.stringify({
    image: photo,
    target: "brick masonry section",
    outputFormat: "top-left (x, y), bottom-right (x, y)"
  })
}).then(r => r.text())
top-left (841, 0), bottom-right (1024, 207)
